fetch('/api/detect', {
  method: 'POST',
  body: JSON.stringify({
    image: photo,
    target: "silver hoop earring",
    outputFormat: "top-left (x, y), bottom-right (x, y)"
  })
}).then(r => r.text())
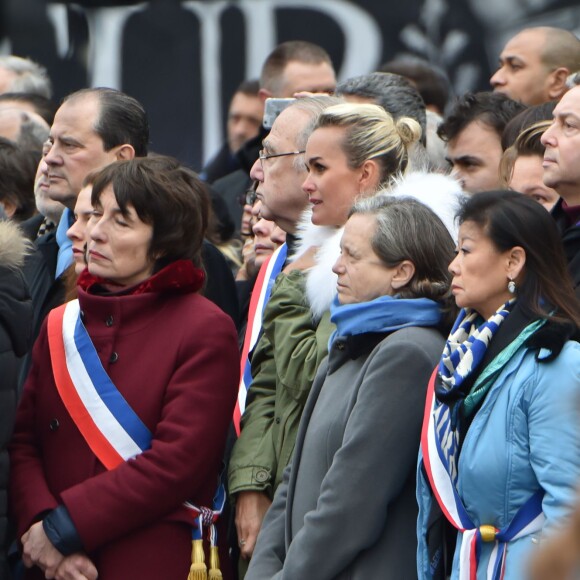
top-left (508, 279), bottom-right (516, 294)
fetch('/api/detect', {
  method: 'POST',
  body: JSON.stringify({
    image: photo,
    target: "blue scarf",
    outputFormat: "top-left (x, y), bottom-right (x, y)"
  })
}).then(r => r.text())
top-left (55, 208), bottom-right (74, 278)
top-left (328, 294), bottom-right (443, 350)
top-left (438, 298), bottom-right (515, 394)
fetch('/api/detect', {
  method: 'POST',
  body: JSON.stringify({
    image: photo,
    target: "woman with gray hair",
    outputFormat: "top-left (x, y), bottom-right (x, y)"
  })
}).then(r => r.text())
top-left (247, 196), bottom-right (455, 580)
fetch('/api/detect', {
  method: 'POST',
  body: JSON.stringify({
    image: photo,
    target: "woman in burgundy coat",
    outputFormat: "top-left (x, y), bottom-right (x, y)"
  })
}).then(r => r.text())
top-left (9, 157), bottom-right (240, 580)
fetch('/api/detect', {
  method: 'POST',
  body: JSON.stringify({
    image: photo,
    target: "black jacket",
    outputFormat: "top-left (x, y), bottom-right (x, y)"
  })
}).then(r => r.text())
top-left (552, 198), bottom-right (580, 300)
top-left (0, 221), bottom-right (33, 578)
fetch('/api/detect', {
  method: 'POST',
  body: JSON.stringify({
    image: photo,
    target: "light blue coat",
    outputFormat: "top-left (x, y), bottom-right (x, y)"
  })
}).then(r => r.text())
top-left (417, 340), bottom-right (580, 579)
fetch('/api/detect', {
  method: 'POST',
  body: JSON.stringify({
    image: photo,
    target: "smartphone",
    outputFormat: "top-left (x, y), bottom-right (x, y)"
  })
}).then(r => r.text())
top-left (263, 98), bottom-right (296, 129)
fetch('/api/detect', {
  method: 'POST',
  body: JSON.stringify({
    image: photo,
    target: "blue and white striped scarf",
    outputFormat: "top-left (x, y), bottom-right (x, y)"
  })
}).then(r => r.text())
top-left (438, 298), bottom-right (516, 391)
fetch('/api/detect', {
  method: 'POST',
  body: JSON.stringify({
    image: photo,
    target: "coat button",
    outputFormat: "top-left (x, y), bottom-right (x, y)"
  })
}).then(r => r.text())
top-left (49, 418), bottom-right (60, 431)
top-left (109, 352), bottom-right (119, 363)
top-left (105, 315), bottom-right (114, 327)
top-left (275, 417), bottom-right (281, 424)
top-left (255, 470), bottom-right (269, 483)
top-left (336, 341), bottom-right (345, 350)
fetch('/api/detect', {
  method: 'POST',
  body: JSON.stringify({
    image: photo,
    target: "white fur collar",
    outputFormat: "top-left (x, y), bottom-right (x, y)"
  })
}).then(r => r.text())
top-left (289, 171), bottom-right (465, 319)
top-left (388, 171), bottom-right (465, 241)
top-left (290, 209), bottom-right (342, 320)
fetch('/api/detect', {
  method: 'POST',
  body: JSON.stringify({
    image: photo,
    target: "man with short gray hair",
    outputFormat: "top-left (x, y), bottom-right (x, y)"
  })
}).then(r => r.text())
top-left (0, 107), bottom-right (49, 151)
top-left (229, 96), bottom-right (340, 573)
top-left (0, 55), bottom-right (52, 99)
top-left (336, 72), bottom-right (427, 144)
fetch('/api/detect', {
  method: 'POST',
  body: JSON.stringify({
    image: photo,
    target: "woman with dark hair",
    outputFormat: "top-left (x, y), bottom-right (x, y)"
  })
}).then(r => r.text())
top-left (417, 190), bottom-right (580, 579)
top-left (247, 196), bottom-right (455, 579)
top-left (10, 157), bottom-right (239, 580)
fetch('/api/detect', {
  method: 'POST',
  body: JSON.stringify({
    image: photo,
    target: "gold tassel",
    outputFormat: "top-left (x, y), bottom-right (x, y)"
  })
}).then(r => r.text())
top-left (187, 539), bottom-right (207, 580)
top-left (208, 545), bottom-right (222, 580)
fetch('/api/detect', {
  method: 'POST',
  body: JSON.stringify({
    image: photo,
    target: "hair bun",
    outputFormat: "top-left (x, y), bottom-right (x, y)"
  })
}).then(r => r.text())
top-left (395, 116), bottom-right (422, 147)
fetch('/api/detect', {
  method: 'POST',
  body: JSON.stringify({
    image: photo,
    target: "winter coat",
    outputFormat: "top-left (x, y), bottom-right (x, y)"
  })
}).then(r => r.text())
top-left (247, 326), bottom-right (444, 580)
top-left (551, 198), bottom-right (580, 300)
top-left (9, 266), bottom-right (239, 580)
top-left (228, 269), bottom-right (335, 497)
top-left (0, 221), bottom-right (33, 579)
top-left (228, 171), bottom-right (464, 500)
top-left (417, 325), bottom-right (580, 579)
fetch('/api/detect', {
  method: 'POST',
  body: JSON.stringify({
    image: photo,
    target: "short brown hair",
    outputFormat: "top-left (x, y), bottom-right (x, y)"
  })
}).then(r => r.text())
top-left (260, 41), bottom-right (333, 94)
top-left (90, 156), bottom-right (209, 268)
top-left (499, 120), bottom-right (550, 187)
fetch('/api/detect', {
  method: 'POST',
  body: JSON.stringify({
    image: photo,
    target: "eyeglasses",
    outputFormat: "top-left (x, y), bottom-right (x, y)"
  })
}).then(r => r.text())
top-left (259, 149), bottom-right (305, 169)
top-left (238, 182), bottom-right (258, 207)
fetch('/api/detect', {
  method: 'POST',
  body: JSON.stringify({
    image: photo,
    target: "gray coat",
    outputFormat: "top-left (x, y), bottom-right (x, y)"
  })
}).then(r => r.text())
top-left (247, 326), bottom-right (445, 580)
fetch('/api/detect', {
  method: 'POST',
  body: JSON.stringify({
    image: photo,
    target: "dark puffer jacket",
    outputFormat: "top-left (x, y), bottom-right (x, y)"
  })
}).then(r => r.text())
top-left (0, 220), bottom-right (33, 578)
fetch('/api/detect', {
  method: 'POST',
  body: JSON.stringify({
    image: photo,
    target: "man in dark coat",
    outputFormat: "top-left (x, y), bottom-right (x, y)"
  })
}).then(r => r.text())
top-left (201, 79), bottom-right (263, 186)
top-left (0, 220), bottom-right (33, 578)
top-left (29, 88), bottom-right (238, 340)
top-left (541, 82), bottom-right (580, 299)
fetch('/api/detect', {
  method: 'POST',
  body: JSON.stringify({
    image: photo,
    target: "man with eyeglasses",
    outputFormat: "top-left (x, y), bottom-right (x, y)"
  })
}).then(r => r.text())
top-left (228, 96), bottom-right (340, 576)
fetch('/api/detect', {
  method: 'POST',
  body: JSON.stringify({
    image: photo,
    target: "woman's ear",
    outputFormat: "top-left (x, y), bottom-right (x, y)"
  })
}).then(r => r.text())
top-left (507, 246), bottom-right (526, 280)
top-left (358, 159), bottom-right (380, 193)
top-left (391, 260), bottom-right (416, 291)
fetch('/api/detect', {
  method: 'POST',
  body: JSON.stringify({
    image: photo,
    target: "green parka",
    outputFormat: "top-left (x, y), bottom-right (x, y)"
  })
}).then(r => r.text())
top-left (228, 269), bottom-right (334, 497)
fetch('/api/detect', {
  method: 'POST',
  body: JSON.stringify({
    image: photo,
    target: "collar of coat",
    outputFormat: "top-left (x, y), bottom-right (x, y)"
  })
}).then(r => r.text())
top-left (77, 259), bottom-right (205, 296)
top-left (289, 207), bottom-right (343, 321)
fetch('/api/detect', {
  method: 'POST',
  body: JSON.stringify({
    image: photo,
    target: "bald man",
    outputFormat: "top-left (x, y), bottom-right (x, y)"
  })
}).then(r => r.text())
top-left (490, 27), bottom-right (580, 105)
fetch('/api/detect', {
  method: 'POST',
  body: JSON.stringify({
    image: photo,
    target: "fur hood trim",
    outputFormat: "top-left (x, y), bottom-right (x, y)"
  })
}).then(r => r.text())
top-left (388, 171), bottom-right (465, 241)
top-left (290, 209), bottom-right (343, 320)
top-left (289, 171), bottom-right (465, 320)
top-left (0, 220), bottom-right (32, 269)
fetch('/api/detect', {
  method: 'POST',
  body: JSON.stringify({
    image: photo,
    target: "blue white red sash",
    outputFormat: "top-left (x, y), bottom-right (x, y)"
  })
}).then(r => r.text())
top-left (233, 243), bottom-right (287, 434)
top-left (48, 299), bottom-right (151, 469)
top-left (421, 368), bottom-right (545, 579)
top-left (47, 300), bottom-right (226, 530)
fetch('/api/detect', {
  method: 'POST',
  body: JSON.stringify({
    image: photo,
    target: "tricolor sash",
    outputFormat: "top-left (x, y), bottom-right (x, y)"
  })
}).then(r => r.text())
top-left (421, 368), bottom-right (545, 580)
top-left (48, 299), bottom-right (151, 469)
top-left (233, 243), bottom-right (287, 434)
top-left (48, 300), bottom-right (226, 579)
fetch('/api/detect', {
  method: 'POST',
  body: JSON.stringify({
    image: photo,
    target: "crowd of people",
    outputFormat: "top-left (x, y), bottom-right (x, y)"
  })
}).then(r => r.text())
top-left (1, 23), bottom-right (580, 580)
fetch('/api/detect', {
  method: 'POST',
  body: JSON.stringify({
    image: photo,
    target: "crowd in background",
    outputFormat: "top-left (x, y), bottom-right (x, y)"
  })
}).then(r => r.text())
top-left (1, 24), bottom-right (580, 580)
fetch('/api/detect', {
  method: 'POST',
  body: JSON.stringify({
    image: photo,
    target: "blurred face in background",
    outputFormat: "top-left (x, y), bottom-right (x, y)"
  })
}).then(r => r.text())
top-left (239, 183), bottom-right (258, 238)
top-left (227, 91), bottom-right (264, 153)
top-left (274, 60), bottom-right (336, 97)
top-left (509, 154), bottom-right (559, 211)
top-left (446, 121), bottom-right (503, 194)
top-left (35, 142), bottom-right (65, 224)
top-left (67, 184), bottom-right (94, 275)
top-left (252, 215), bottom-right (286, 270)
top-left (490, 29), bottom-right (554, 106)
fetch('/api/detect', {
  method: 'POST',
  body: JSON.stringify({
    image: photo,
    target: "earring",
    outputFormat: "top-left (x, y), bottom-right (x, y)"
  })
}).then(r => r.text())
top-left (508, 279), bottom-right (516, 294)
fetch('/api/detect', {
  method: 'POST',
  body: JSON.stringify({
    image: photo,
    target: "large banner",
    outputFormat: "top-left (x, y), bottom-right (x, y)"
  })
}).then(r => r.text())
top-left (2, 0), bottom-right (579, 170)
